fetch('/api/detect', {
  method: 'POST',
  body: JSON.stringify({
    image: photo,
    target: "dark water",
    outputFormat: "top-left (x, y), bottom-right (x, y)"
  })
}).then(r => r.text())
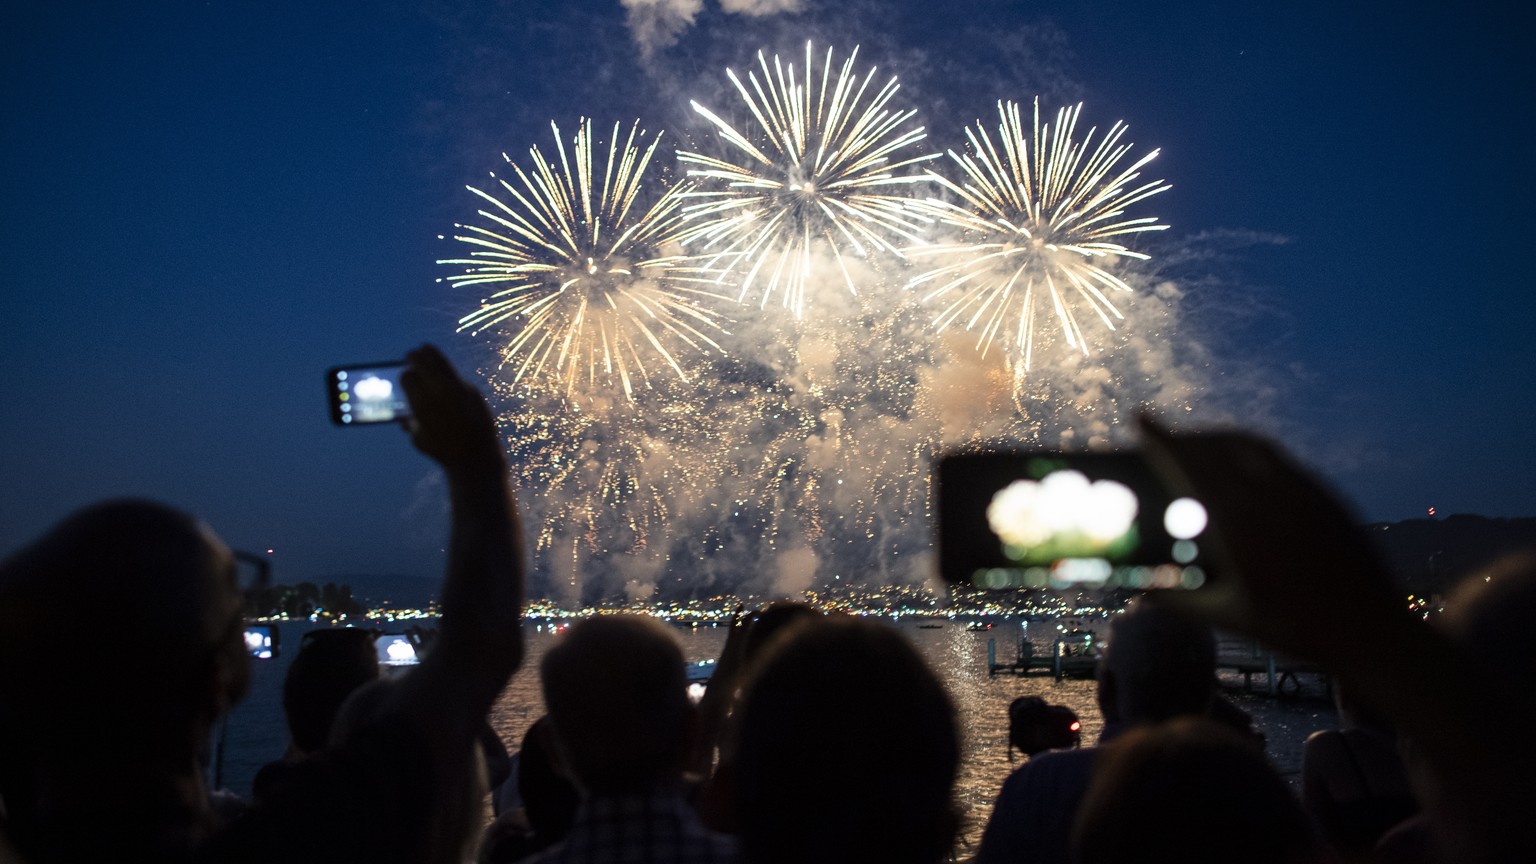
top-left (219, 618), bottom-right (1338, 852)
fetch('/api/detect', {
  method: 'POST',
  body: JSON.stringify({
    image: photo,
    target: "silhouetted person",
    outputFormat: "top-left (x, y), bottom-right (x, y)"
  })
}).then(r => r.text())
top-left (1301, 684), bottom-right (1416, 861)
top-left (252, 628), bottom-right (380, 804)
top-left (974, 601), bottom-right (1216, 864)
top-left (733, 616), bottom-right (961, 864)
top-left (0, 344), bottom-right (526, 863)
top-left (0, 500), bottom-right (251, 861)
top-left (1136, 417), bottom-right (1536, 864)
top-left (480, 716), bottom-right (580, 864)
top-left (524, 614), bottom-right (734, 864)
top-left (1373, 552), bottom-right (1536, 864)
top-left (1073, 717), bottom-right (1330, 864)
top-left (1006, 696), bottom-right (1082, 760)
top-left (691, 601), bottom-right (821, 831)
top-left (207, 344), bottom-right (525, 864)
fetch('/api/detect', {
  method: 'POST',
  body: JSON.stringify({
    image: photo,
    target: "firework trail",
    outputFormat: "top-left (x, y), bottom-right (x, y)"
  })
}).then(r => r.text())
top-left (438, 119), bottom-right (730, 401)
top-left (908, 99), bottom-right (1169, 387)
top-left (490, 375), bottom-right (721, 583)
top-left (677, 43), bottom-right (938, 318)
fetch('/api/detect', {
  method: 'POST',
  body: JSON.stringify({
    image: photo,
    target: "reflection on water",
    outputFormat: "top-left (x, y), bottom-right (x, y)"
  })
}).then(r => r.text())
top-left (224, 618), bottom-right (1337, 853)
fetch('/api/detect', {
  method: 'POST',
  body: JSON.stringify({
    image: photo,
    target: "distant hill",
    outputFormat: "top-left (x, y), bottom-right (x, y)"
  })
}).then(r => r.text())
top-left (1365, 515), bottom-right (1536, 596)
top-left (326, 572), bottom-right (440, 609)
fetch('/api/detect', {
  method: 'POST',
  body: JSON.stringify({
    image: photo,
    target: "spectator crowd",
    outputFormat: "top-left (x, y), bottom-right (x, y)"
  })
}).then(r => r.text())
top-left (2, 346), bottom-right (1532, 863)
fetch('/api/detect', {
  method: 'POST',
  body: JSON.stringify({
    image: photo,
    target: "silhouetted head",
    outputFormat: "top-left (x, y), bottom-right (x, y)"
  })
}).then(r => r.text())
top-left (1074, 717), bottom-right (1324, 864)
top-left (0, 500), bottom-right (249, 859)
top-left (0, 500), bottom-right (249, 753)
top-left (540, 615), bottom-right (692, 795)
top-left (1097, 601), bottom-right (1216, 725)
top-left (741, 600), bottom-right (820, 663)
top-left (734, 617), bottom-right (960, 864)
top-left (284, 628), bottom-right (380, 755)
top-left (1441, 551), bottom-right (1536, 696)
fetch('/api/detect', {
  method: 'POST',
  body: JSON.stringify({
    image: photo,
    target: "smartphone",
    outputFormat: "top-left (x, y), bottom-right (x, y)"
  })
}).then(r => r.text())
top-left (374, 632), bottom-right (421, 666)
top-left (327, 362), bottom-right (409, 426)
top-left (937, 450), bottom-right (1210, 591)
top-left (244, 625), bottom-right (279, 659)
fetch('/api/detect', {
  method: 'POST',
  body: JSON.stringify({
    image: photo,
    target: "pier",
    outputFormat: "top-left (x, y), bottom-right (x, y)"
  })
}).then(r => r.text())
top-left (986, 632), bottom-right (1099, 679)
top-left (986, 633), bottom-right (1333, 699)
top-left (1214, 637), bottom-right (1332, 699)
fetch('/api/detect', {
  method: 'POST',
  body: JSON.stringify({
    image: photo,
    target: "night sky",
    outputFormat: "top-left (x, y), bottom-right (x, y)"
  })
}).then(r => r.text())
top-left (3, 0), bottom-right (1531, 601)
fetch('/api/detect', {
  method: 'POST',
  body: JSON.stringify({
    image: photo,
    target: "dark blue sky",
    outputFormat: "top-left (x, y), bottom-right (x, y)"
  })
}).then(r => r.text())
top-left (3, 1), bottom-right (1531, 598)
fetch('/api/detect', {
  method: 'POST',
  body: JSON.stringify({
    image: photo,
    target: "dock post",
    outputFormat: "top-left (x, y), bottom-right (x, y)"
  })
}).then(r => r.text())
top-left (987, 638), bottom-right (997, 677)
top-left (1267, 654), bottom-right (1278, 697)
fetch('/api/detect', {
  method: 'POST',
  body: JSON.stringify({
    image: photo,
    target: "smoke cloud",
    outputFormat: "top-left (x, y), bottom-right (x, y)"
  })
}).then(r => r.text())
top-left (719, 0), bottom-right (806, 15)
top-left (620, 0), bottom-right (705, 60)
top-left (619, 0), bottom-right (805, 60)
top-left (447, 9), bottom-right (1285, 605)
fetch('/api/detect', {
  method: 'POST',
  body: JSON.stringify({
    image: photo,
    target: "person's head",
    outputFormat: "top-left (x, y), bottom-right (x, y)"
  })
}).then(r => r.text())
top-left (1440, 552), bottom-right (1536, 697)
top-left (1403, 552), bottom-right (1536, 855)
top-left (540, 614), bottom-right (692, 795)
top-left (0, 500), bottom-right (248, 756)
top-left (1007, 696), bottom-right (1082, 758)
top-left (0, 500), bottom-right (249, 856)
top-left (1075, 717), bottom-right (1323, 864)
top-left (734, 616), bottom-right (960, 864)
top-left (284, 629), bottom-right (380, 756)
top-left (1097, 600), bottom-right (1216, 725)
top-left (741, 600), bottom-right (820, 662)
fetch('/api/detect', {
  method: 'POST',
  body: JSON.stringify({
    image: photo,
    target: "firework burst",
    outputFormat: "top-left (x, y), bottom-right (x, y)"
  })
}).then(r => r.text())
top-left (438, 119), bottom-right (730, 401)
top-left (677, 43), bottom-right (937, 318)
top-left (909, 99), bottom-right (1169, 379)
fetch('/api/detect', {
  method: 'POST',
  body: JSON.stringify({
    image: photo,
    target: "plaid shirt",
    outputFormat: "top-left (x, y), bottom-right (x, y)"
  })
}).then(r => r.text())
top-left (520, 788), bottom-right (738, 864)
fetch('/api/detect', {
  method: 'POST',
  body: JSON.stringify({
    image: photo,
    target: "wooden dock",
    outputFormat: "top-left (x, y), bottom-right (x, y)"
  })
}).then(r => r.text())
top-left (986, 634), bottom-right (1099, 679)
top-left (987, 634), bottom-right (1333, 699)
top-left (1214, 638), bottom-right (1332, 699)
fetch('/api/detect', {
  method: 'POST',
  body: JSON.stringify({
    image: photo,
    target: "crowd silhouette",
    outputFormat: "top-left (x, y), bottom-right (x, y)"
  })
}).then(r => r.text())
top-left (1, 346), bottom-right (1532, 863)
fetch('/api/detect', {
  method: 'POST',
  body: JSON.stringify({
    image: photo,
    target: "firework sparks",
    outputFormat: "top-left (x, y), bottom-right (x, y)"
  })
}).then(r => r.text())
top-left (438, 119), bottom-right (730, 400)
top-left (909, 99), bottom-right (1169, 378)
top-left (492, 378), bottom-right (714, 559)
top-left (677, 43), bottom-right (938, 318)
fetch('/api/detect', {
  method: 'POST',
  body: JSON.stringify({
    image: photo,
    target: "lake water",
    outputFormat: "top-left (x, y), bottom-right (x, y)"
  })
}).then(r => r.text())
top-left (219, 618), bottom-right (1338, 854)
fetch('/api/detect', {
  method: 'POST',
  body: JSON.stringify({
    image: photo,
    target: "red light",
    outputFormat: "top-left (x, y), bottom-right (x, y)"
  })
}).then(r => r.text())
top-left (1428, 507), bottom-right (1436, 516)
top-left (1069, 721), bottom-right (1082, 732)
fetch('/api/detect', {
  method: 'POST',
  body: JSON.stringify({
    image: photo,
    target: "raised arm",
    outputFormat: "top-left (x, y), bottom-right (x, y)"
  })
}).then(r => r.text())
top-left (195, 347), bottom-right (526, 862)
top-left (1137, 417), bottom-right (1536, 863)
top-left (396, 344), bottom-right (525, 732)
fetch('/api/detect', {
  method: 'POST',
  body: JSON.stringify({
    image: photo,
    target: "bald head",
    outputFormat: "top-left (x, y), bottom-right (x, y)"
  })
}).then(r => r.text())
top-left (540, 615), bottom-right (691, 795)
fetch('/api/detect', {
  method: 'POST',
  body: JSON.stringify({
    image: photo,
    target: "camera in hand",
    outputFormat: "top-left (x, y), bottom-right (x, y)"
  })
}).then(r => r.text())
top-left (936, 450), bottom-right (1210, 591)
top-left (1007, 696), bottom-right (1082, 758)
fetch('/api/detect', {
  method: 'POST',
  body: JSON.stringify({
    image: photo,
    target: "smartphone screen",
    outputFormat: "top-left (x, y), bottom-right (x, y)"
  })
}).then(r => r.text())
top-left (937, 451), bottom-right (1209, 591)
top-left (374, 633), bottom-right (420, 666)
top-left (327, 363), bottom-right (409, 426)
top-left (244, 625), bottom-right (278, 659)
